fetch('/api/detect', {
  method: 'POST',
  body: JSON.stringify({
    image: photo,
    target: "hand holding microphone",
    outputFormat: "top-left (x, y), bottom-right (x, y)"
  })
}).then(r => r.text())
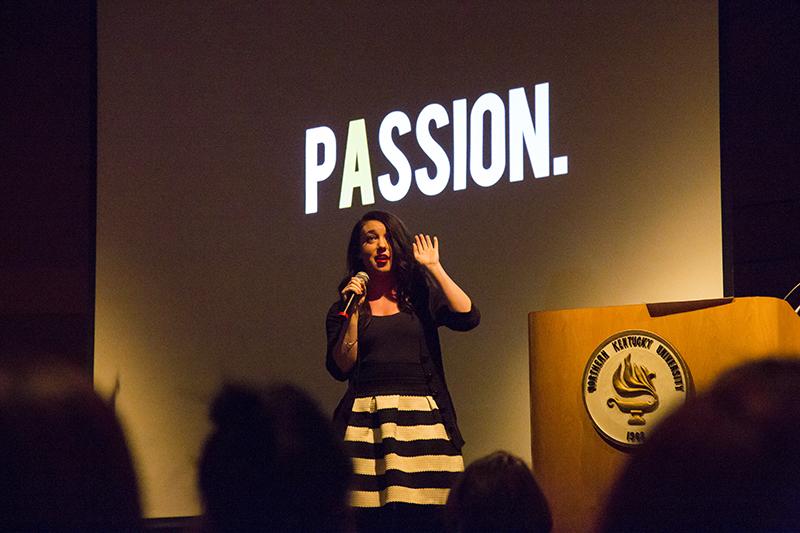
top-left (339, 271), bottom-right (370, 319)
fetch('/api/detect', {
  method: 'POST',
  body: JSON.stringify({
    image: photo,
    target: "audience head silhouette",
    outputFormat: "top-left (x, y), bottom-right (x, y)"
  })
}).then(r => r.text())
top-left (446, 450), bottom-right (552, 533)
top-left (601, 357), bottom-right (800, 532)
top-left (198, 382), bottom-right (351, 532)
top-left (0, 359), bottom-right (142, 530)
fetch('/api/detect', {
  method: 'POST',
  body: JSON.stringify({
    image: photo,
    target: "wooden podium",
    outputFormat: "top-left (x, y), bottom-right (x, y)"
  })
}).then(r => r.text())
top-left (528, 297), bottom-right (800, 532)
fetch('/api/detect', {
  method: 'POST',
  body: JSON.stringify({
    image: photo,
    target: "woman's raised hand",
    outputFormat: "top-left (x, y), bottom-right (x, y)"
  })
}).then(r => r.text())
top-left (413, 234), bottom-right (440, 268)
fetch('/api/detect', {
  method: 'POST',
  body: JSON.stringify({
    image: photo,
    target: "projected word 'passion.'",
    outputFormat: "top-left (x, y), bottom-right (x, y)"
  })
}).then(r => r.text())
top-left (304, 82), bottom-right (568, 214)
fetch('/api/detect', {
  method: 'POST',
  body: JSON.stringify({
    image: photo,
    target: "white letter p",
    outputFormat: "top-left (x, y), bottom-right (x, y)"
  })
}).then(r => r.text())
top-left (305, 126), bottom-right (337, 214)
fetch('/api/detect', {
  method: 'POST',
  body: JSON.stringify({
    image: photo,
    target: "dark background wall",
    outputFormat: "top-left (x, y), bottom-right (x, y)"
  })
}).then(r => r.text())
top-left (1, 1), bottom-right (95, 372)
top-left (720, 0), bottom-right (800, 303)
top-left (2, 0), bottom-right (799, 369)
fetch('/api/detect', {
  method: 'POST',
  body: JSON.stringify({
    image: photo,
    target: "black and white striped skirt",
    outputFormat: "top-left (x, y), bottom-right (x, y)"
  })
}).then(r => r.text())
top-left (343, 394), bottom-right (464, 508)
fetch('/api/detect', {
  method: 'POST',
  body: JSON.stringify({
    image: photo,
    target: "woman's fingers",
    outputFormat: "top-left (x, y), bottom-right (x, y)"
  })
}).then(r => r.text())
top-left (414, 233), bottom-right (437, 249)
top-left (341, 276), bottom-right (366, 298)
top-left (413, 234), bottom-right (440, 266)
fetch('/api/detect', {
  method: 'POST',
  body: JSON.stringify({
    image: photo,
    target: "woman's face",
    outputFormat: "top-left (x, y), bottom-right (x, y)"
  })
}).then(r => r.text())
top-left (359, 220), bottom-right (392, 275)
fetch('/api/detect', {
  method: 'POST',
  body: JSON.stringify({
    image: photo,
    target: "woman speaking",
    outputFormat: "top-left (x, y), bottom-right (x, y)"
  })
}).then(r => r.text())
top-left (325, 210), bottom-right (480, 532)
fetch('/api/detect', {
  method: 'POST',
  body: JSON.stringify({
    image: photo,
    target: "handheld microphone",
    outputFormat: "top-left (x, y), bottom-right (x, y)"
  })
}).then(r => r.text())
top-left (338, 271), bottom-right (370, 319)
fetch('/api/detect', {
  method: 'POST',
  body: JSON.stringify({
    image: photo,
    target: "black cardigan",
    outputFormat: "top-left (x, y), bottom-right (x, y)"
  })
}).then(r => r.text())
top-left (325, 286), bottom-right (479, 451)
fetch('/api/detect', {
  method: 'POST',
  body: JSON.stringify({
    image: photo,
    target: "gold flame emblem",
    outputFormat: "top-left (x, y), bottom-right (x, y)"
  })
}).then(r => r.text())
top-left (607, 354), bottom-right (659, 425)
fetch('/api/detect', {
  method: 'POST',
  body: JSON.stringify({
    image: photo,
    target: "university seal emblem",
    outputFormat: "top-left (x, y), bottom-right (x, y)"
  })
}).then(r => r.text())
top-left (582, 330), bottom-right (690, 448)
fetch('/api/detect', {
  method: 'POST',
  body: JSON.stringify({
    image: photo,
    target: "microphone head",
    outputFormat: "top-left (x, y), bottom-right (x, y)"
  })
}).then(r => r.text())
top-left (355, 271), bottom-right (370, 285)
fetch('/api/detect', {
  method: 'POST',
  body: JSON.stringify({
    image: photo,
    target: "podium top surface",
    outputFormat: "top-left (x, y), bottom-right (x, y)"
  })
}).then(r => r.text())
top-left (529, 296), bottom-right (796, 320)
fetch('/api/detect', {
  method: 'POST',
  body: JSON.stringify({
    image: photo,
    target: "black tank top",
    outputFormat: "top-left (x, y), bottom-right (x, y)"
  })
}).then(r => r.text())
top-left (355, 311), bottom-right (430, 395)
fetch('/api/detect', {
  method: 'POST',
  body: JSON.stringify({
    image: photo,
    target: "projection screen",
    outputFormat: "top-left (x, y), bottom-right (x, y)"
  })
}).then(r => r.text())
top-left (96, 1), bottom-right (720, 517)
